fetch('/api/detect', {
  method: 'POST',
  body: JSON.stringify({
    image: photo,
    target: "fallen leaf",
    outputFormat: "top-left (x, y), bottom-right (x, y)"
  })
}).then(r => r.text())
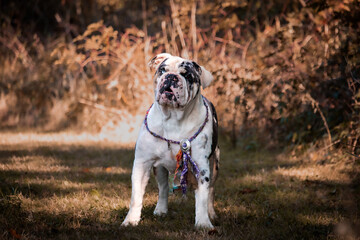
top-left (239, 188), bottom-right (258, 194)
top-left (208, 228), bottom-right (218, 235)
top-left (9, 229), bottom-right (21, 239)
top-left (82, 168), bottom-right (90, 173)
top-left (104, 167), bottom-right (112, 172)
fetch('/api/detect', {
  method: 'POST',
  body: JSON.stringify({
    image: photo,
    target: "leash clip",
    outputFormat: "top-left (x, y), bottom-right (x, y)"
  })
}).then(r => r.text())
top-left (180, 139), bottom-right (191, 152)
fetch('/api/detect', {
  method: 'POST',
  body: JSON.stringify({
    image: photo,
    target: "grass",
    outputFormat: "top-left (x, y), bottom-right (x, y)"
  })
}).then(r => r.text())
top-left (0, 131), bottom-right (359, 239)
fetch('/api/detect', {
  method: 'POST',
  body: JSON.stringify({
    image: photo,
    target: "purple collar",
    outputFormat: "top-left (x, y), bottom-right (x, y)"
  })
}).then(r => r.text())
top-left (144, 96), bottom-right (209, 145)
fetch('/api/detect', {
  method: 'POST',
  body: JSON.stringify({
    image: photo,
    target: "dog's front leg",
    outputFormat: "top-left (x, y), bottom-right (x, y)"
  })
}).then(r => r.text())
top-left (194, 161), bottom-right (214, 229)
top-left (122, 159), bottom-right (152, 226)
top-left (153, 166), bottom-right (169, 215)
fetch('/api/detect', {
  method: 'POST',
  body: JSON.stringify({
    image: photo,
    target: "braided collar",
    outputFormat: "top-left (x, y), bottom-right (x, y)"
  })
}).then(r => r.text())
top-left (144, 96), bottom-right (209, 145)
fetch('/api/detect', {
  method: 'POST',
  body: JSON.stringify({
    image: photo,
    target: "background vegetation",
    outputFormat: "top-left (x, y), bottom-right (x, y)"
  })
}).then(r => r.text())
top-left (1, 0), bottom-right (359, 147)
top-left (0, 0), bottom-right (359, 239)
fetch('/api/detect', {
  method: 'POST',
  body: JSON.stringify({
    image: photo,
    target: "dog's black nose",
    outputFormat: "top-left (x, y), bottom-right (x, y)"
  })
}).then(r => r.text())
top-left (165, 74), bottom-right (179, 82)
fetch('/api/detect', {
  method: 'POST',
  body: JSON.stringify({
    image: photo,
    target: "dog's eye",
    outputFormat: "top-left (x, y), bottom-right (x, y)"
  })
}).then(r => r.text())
top-left (159, 67), bottom-right (166, 75)
top-left (182, 72), bottom-right (193, 81)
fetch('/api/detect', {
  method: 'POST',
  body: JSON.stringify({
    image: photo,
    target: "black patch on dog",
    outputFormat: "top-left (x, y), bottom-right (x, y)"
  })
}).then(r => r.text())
top-left (179, 61), bottom-right (201, 88)
top-left (165, 73), bottom-right (179, 83)
top-left (192, 61), bottom-right (202, 73)
top-left (200, 169), bottom-right (207, 176)
top-left (165, 92), bottom-right (174, 100)
top-left (205, 177), bottom-right (209, 182)
top-left (202, 97), bottom-right (218, 158)
top-left (202, 134), bottom-right (208, 149)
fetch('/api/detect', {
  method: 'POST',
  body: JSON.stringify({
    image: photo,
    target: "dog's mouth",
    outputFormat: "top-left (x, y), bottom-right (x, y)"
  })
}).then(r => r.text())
top-left (162, 85), bottom-right (175, 100)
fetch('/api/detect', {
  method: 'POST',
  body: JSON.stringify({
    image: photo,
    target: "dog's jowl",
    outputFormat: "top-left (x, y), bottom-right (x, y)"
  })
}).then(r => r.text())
top-left (121, 53), bottom-right (220, 229)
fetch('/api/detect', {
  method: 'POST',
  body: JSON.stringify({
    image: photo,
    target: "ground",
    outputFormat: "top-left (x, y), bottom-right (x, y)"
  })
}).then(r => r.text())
top-left (0, 131), bottom-right (359, 239)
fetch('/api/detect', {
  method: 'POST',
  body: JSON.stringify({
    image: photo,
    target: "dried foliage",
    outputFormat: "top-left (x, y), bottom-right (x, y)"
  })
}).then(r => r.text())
top-left (0, 0), bottom-right (360, 150)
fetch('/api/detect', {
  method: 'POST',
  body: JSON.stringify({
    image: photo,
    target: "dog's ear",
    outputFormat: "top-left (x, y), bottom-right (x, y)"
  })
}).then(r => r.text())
top-left (148, 53), bottom-right (172, 70)
top-left (199, 66), bottom-right (214, 89)
top-left (192, 61), bottom-right (213, 89)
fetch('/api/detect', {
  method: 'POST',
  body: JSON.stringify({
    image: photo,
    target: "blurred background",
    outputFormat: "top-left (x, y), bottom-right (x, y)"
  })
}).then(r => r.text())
top-left (0, 0), bottom-right (359, 149)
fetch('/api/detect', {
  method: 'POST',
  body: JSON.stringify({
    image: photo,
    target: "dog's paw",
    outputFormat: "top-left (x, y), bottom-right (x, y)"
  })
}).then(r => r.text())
top-left (153, 207), bottom-right (168, 216)
top-left (195, 220), bottom-right (214, 229)
top-left (121, 218), bottom-right (140, 227)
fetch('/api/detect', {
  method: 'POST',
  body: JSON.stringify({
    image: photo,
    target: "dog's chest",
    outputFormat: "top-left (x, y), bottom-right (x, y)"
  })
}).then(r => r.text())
top-left (143, 101), bottom-right (213, 172)
top-left (152, 145), bottom-right (178, 172)
top-left (152, 133), bottom-right (211, 173)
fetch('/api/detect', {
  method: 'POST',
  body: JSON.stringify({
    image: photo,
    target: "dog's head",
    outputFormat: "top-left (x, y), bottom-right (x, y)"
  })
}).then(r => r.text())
top-left (149, 53), bottom-right (213, 108)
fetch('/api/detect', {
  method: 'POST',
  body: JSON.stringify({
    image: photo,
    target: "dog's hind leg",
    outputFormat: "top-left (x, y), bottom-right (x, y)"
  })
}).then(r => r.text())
top-left (208, 146), bottom-right (220, 220)
top-left (194, 158), bottom-right (214, 228)
top-left (153, 166), bottom-right (169, 216)
top-left (121, 159), bottom-right (152, 226)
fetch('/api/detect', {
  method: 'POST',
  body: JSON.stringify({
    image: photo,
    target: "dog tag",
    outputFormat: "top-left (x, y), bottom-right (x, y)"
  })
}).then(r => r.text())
top-left (180, 139), bottom-right (191, 152)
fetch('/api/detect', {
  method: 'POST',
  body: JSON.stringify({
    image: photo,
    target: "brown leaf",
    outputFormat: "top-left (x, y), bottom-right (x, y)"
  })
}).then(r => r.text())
top-left (9, 229), bottom-right (21, 239)
top-left (239, 188), bottom-right (258, 194)
top-left (208, 228), bottom-right (218, 236)
top-left (82, 168), bottom-right (90, 173)
top-left (104, 167), bottom-right (112, 172)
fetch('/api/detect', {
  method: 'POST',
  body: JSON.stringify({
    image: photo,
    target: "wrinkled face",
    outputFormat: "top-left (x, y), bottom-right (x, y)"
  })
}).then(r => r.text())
top-left (153, 57), bottom-right (202, 108)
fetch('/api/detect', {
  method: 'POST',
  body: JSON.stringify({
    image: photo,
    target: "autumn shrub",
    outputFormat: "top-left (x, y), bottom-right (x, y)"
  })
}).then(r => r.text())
top-left (0, 0), bottom-right (359, 151)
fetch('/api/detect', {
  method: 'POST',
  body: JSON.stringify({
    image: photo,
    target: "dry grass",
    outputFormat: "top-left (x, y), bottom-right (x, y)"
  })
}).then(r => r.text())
top-left (0, 131), bottom-right (359, 239)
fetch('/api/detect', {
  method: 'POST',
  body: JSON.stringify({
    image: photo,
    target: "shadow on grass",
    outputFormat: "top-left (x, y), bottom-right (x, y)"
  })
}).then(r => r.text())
top-left (0, 170), bottom-right (131, 199)
top-left (0, 146), bottom-right (135, 201)
top-left (0, 193), bottom-right (201, 239)
top-left (0, 197), bottom-right (166, 239)
top-left (0, 141), bottom-right (358, 239)
top-left (210, 143), bottom-right (359, 239)
top-left (0, 146), bottom-right (135, 169)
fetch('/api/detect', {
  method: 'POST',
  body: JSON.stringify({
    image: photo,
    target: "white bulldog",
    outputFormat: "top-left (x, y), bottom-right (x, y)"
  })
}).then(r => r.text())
top-left (121, 53), bottom-right (220, 229)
